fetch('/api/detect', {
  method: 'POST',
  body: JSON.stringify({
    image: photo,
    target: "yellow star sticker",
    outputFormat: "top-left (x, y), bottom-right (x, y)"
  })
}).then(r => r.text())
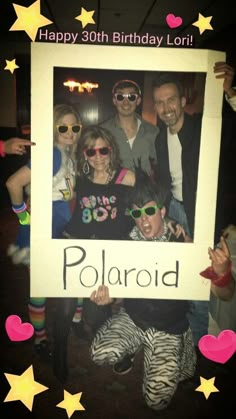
top-left (192, 13), bottom-right (213, 35)
top-left (4, 365), bottom-right (48, 411)
top-left (56, 390), bottom-right (85, 418)
top-left (195, 376), bottom-right (219, 399)
top-left (4, 59), bottom-right (19, 74)
top-left (75, 7), bottom-right (95, 29)
top-left (9, 0), bottom-right (53, 42)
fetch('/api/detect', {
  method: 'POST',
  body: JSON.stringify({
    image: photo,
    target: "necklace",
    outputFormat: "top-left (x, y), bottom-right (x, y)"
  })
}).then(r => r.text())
top-left (129, 220), bottom-right (170, 242)
top-left (90, 170), bottom-right (113, 185)
top-left (105, 171), bottom-right (113, 184)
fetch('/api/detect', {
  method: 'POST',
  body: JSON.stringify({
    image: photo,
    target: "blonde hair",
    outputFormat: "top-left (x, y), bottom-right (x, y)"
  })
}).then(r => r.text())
top-left (53, 104), bottom-right (82, 156)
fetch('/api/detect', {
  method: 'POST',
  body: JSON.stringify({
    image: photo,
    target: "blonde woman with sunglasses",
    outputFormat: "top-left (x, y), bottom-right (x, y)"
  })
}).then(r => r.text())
top-left (6, 104), bottom-right (82, 363)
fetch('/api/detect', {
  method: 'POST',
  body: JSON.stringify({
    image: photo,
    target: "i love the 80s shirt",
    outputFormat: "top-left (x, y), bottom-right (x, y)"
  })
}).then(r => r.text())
top-left (64, 169), bottom-right (133, 240)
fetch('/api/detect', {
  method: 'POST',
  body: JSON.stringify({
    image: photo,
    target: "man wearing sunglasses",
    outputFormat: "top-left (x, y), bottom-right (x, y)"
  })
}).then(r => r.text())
top-left (101, 79), bottom-right (158, 175)
top-left (89, 172), bottom-right (234, 412)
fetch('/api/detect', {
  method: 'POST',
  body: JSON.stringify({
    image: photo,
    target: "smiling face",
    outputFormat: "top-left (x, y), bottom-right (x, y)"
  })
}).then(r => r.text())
top-left (56, 113), bottom-right (81, 147)
top-left (84, 137), bottom-right (111, 174)
top-left (133, 200), bottom-right (166, 239)
top-left (153, 83), bottom-right (186, 134)
top-left (113, 87), bottom-right (141, 118)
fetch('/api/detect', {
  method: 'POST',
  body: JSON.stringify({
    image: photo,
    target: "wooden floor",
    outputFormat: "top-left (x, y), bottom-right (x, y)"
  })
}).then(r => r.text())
top-left (0, 207), bottom-right (236, 419)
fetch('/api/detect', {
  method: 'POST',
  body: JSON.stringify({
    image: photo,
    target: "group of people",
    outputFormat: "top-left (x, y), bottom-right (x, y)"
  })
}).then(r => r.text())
top-left (2, 60), bottom-right (236, 411)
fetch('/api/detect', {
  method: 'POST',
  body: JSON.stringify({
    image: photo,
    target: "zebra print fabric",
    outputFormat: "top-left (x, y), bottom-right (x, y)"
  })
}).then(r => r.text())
top-left (90, 308), bottom-right (196, 411)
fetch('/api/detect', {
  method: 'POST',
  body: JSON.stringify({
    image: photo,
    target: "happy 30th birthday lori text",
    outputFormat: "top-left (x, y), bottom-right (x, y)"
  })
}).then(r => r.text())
top-left (38, 29), bottom-right (194, 47)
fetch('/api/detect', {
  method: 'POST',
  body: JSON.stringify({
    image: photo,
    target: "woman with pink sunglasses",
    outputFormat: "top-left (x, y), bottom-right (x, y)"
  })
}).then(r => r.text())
top-left (64, 125), bottom-right (135, 240)
top-left (53, 125), bottom-right (135, 382)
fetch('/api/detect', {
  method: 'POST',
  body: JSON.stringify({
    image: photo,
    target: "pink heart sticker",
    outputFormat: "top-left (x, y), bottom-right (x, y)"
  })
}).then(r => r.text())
top-left (166, 13), bottom-right (183, 29)
top-left (198, 330), bottom-right (236, 364)
top-left (5, 314), bottom-right (34, 342)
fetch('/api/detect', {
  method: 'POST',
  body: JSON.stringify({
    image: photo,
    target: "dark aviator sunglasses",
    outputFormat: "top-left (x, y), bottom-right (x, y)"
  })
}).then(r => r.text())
top-left (84, 147), bottom-right (111, 158)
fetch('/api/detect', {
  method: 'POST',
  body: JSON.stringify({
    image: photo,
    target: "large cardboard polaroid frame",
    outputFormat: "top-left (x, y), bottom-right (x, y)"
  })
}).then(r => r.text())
top-left (31, 42), bottom-right (225, 299)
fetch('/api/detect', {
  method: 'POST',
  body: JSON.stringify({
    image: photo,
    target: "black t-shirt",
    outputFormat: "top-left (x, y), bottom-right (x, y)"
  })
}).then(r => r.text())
top-left (64, 169), bottom-right (134, 240)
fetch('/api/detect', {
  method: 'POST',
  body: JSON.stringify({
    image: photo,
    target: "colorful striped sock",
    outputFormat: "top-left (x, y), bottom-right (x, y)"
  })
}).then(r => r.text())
top-left (28, 297), bottom-right (47, 344)
top-left (72, 298), bottom-right (83, 323)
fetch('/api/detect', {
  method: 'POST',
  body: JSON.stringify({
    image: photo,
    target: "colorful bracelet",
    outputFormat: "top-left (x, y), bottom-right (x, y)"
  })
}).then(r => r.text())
top-left (0, 140), bottom-right (6, 157)
top-left (200, 260), bottom-right (232, 288)
top-left (12, 202), bottom-right (27, 214)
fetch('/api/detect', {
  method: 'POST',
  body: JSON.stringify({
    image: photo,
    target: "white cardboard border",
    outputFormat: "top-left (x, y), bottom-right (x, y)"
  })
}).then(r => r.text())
top-left (30, 43), bottom-right (225, 299)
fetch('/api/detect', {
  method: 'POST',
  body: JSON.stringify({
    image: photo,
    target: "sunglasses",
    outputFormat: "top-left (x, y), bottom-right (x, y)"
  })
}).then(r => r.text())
top-left (84, 146), bottom-right (111, 158)
top-left (57, 124), bottom-right (82, 134)
top-left (129, 205), bottom-right (162, 219)
top-left (114, 93), bottom-right (139, 102)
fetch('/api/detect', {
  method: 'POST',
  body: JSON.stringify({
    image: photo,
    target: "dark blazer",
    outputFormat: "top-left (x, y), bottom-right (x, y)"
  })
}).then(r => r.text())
top-left (155, 113), bottom-right (202, 237)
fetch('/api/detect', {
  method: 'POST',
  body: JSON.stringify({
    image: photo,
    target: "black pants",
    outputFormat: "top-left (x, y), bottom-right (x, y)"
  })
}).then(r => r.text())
top-left (53, 297), bottom-right (112, 382)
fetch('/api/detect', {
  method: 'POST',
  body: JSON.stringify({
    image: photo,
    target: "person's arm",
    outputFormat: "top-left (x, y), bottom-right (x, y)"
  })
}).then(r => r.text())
top-left (200, 236), bottom-right (235, 301)
top-left (0, 138), bottom-right (35, 157)
top-left (211, 276), bottom-right (235, 301)
top-left (6, 165), bottom-right (31, 224)
top-left (83, 286), bottom-right (115, 333)
top-left (214, 61), bottom-right (236, 111)
top-left (225, 91), bottom-right (236, 112)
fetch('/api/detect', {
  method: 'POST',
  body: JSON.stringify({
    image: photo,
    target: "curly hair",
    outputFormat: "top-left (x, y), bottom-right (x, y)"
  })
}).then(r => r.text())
top-left (77, 125), bottom-right (121, 177)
